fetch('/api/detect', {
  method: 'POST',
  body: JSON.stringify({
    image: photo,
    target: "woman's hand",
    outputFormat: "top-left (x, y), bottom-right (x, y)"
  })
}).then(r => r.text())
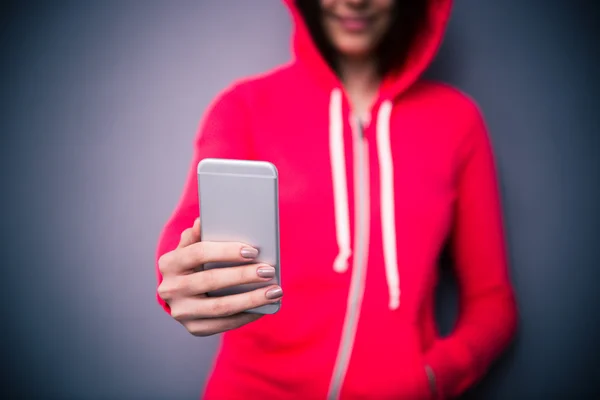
top-left (157, 218), bottom-right (283, 336)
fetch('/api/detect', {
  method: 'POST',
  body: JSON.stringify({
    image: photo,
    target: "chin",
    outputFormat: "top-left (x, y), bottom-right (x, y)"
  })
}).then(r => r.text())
top-left (334, 39), bottom-right (374, 59)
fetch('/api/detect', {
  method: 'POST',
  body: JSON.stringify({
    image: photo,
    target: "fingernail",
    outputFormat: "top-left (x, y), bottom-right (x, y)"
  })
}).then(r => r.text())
top-left (265, 286), bottom-right (283, 300)
top-left (241, 247), bottom-right (258, 259)
top-left (257, 266), bottom-right (275, 279)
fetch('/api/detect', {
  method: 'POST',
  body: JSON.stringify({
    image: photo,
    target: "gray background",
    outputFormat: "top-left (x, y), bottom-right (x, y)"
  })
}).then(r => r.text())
top-left (1, 0), bottom-right (598, 399)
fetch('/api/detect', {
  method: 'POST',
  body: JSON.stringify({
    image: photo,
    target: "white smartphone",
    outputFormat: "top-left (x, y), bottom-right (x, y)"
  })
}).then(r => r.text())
top-left (197, 158), bottom-right (281, 315)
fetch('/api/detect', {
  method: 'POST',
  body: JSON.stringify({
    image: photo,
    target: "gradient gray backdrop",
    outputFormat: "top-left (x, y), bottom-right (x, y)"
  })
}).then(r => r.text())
top-left (1, 1), bottom-right (599, 399)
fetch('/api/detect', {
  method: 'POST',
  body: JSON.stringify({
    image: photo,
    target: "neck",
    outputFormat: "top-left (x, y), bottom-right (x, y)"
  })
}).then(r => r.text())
top-left (338, 56), bottom-right (380, 93)
top-left (337, 56), bottom-right (380, 122)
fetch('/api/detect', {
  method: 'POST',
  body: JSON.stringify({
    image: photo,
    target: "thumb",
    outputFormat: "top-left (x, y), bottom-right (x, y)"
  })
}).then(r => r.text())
top-left (192, 217), bottom-right (201, 238)
top-left (178, 217), bottom-right (201, 248)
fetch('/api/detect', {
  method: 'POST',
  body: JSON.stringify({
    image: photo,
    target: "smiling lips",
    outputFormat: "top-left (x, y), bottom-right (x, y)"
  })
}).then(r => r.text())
top-left (333, 14), bottom-right (375, 33)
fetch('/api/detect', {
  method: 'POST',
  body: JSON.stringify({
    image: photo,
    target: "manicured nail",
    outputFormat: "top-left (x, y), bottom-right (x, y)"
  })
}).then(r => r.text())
top-left (257, 266), bottom-right (275, 279)
top-left (241, 247), bottom-right (258, 259)
top-left (265, 286), bottom-right (283, 300)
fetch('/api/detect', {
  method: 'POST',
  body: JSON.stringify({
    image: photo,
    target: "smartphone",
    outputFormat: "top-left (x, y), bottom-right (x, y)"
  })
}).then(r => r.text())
top-left (197, 158), bottom-right (281, 315)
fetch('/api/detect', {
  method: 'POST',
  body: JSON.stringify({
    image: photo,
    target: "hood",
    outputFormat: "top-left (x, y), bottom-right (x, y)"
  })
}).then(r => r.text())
top-left (284, 0), bottom-right (453, 100)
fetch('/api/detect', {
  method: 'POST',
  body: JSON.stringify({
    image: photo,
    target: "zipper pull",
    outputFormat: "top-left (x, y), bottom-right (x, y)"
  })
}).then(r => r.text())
top-left (351, 114), bottom-right (365, 138)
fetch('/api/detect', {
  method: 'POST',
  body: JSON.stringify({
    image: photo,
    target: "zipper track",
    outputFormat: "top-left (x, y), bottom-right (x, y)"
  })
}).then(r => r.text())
top-left (327, 122), bottom-right (370, 400)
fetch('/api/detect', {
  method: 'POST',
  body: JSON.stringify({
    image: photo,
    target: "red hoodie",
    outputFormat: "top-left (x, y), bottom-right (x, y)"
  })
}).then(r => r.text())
top-left (156, 1), bottom-right (517, 399)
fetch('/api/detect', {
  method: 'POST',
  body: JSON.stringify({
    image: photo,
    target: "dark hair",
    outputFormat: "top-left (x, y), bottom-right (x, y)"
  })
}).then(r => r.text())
top-left (295, 0), bottom-right (430, 77)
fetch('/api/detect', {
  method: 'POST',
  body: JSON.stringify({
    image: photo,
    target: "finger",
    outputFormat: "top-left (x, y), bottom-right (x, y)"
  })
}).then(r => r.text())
top-left (171, 285), bottom-right (283, 320)
top-left (171, 241), bottom-right (259, 274)
top-left (177, 264), bottom-right (276, 296)
top-left (158, 263), bottom-right (274, 301)
top-left (182, 313), bottom-right (263, 337)
top-left (177, 218), bottom-right (201, 249)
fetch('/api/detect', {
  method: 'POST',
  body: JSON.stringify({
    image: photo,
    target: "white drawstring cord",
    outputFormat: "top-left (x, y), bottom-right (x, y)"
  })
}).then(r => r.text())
top-left (376, 100), bottom-right (400, 310)
top-left (330, 88), bottom-right (352, 273)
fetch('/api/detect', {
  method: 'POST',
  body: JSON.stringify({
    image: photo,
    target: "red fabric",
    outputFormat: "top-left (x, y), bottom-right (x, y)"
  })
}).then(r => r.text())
top-left (155, 1), bottom-right (517, 398)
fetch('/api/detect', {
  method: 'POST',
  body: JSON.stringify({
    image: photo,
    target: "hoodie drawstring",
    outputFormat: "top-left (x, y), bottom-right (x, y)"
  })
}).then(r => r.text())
top-left (330, 88), bottom-right (352, 273)
top-left (329, 89), bottom-right (401, 310)
top-left (376, 101), bottom-right (401, 310)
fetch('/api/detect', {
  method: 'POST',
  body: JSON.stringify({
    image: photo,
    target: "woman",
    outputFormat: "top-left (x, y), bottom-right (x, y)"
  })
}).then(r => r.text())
top-left (155, 0), bottom-right (518, 399)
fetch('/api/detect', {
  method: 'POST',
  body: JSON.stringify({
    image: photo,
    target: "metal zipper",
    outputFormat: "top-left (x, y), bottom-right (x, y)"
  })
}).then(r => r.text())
top-left (327, 121), bottom-right (370, 400)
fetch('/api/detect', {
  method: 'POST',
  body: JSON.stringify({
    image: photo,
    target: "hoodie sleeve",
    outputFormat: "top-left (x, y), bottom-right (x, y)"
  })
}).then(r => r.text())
top-left (423, 106), bottom-right (518, 399)
top-left (155, 83), bottom-right (252, 314)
